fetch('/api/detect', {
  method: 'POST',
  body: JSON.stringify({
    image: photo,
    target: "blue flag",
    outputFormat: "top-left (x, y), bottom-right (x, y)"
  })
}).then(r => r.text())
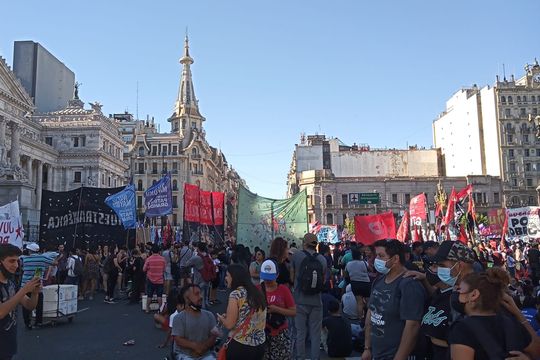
top-left (105, 184), bottom-right (137, 229)
top-left (144, 174), bottom-right (173, 217)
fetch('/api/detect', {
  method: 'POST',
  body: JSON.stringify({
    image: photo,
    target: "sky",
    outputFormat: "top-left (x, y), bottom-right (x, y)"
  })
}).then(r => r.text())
top-left (1, 0), bottom-right (539, 199)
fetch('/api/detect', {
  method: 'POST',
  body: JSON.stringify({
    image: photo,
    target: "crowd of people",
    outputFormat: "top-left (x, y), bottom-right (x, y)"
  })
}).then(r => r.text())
top-left (2, 234), bottom-right (540, 359)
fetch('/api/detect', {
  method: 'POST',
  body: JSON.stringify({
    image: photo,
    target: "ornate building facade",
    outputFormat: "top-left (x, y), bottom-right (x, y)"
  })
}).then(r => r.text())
top-left (128, 37), bottom-right (244, 228)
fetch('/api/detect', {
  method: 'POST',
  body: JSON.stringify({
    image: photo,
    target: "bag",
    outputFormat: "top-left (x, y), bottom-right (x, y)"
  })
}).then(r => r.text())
top-left (261, 283), bottom-right (286, 329)
top-left (298, 250), bottom-right (324, 295)
top-left (201, 254), bottom-right (217, 282)
top-left (218, 310), bottom-right (254, 360)
top-left (72, 256), bottom-right (83, 277)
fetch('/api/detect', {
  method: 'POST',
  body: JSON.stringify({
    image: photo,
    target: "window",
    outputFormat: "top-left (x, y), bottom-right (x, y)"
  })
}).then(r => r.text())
top-left (527, 178), bottom-right (533, 187)
top-left (191, 122), bottom-right (196, 129)
top-left (81, 136), bottom-right (86, 147)
top-left (325, 195), bottom-right (333, 205)
top-left (525, 149), bottom-right (530, 157)
top-left (326, 213), bottom-right (334, 225)
top-left (137, 196), bottom-right (142, 208)
top-left (529, 196), bottom-right (536, 205)
top-left (173, 121), bottom-right (179, 131)
top-left (524, 135), bottom-right (530, 143)
top-left (173, 214), bottom-right (178, 226)
top-left (138, 162), bottom-right (144, 174)
top-left (533, 95), bottom-right (537, 103)
top-left (509, 149), bottom-right (514, 158)
top-left (404, 193), bottom-right (411, 204)
top-left (342, 194), bottom-right (348, 206)
top-left (172, 146), bottom-right (178, 155)
top-left (192, 148), bottom-right (198, 155)
top-left (526, 163), bottom-right (532, 171)
top-left (512, 178), bottom-right (518, 187)
top-left (505, 109), bottom-right (511, 118)
top-left (173, 180), bottom-right (178, 191)
top-left (138, 146), bottom-right (145, 157)
top-left (494, 192), bottom-right (500, 204)
top-left (137, 180), bottom-right (143, 191)
top-left (508, 96), bottom-right (513, 104)
top-left (172, 162), bottom-right (178, 174)
top-left (517, 96), bottom-right (522, 103)
top-left (163, 163), bottom-right (168, 173)
top-left (74, 171), bottom-right (81, 183)
top-left (523, 95), bottom-right (527, 103)
top-left (108, 176), bottom-right (111, 187)
top-left (501, 96), bottom-right (506, 103)
top-left (45, 137), bottom-right (53, 146)
top-left (342, 214), bottom-right (347, 224)
top-left (510, 163), bottom-right (516, 171)
top-left (172, 196), bottom-right (178, 208)
top-left (537, 149), bottom-right (540, 157)
top-left (521, 108), bottom-right (526, 116)
top-left (534, 108), bottom-right (538, 116)
top-left (152, 179), bottom-right (157, 185)
top-left (152, 163), bottom-right (157, 174)
top-left (392, 193), bottom-right (398, 204)
top-left (507, 134), bottom-right (513, 143)
top-left (152, 146), bottom-right (157, 156)
top-left (72, 137), bottom-right (79, 147)
top-left (101, 174), bottom-right (105, 185)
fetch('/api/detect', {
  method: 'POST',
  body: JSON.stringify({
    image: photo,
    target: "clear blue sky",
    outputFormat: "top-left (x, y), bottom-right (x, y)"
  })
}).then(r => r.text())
top-left (1, 1), bottom-right (539, 198)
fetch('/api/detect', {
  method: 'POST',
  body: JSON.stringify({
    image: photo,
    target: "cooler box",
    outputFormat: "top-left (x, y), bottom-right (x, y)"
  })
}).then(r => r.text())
top-left (42, 285), bottom-right (78, 317)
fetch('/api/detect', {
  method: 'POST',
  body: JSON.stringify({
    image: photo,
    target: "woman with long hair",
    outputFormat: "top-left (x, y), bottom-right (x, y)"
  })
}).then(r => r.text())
top-left (217, 264), bottom-right (267, 360)
top-left (82, 247), bottom-right (100, 300)
top-left (269, 237), bottom-right (292, 287)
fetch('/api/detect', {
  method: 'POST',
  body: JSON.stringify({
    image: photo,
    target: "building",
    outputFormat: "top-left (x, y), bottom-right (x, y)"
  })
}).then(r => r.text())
top-left (128, 37), bottom-right (244, 228)
top-left (434, 60), bottom-right (540, 207)
top-left (0, 54), bottom-right (128, 239)
top-left (13, 41), bottom-right (75, 113)
top-left (287, 135), bottom-right (502, 226)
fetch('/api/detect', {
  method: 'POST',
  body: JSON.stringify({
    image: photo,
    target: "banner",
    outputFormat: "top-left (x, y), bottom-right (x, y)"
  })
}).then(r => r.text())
top-left (310, 224), bottom-right (339, 244)
top-left (396, 211), bottom-right (410, 242)
top-left (0, 200), bottom-right (20, 220)
top-left (184, 184), bottom-right (200, 222)
top-left (487, 208), bottom-right (505, 236)
top-left (409, 193), bottom-right (427, 226)
top-left (0, 217), bottom-right (23, 248)
top-left (354, 211), bottom-right (396, 245)
top-left (212, 192), bottom-right (225, 226)
top-left (40, 187), bottom-right (127, 249)
top-left (506, 207), bottom-right (540, 239)
top-left (105, 184), bottom-right (137, 229)
top-left (237, 185), bottom-right (308, 250)
top-left (144, 174), bottom-right (173, 217)
top-left (199, 191), bottom-right (213, 225)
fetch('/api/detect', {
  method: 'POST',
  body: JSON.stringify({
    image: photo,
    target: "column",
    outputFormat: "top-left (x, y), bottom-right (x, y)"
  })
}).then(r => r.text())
top-left (47, 165), bottom-right (53, 191)
top-left (9, 122), bottom-right (20, 167)
top-left (36, 161), bottom-right (43, 207)
top-left (0, 116), bottom-right (6, 163)
top-left (26, 158), bottom-right (33, 186)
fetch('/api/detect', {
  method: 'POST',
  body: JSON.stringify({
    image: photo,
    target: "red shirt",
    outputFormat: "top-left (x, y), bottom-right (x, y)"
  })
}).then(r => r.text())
top-left (258, 283), bottom-right (295, 336)
top-left (143, 254), bottom-right (166, 284)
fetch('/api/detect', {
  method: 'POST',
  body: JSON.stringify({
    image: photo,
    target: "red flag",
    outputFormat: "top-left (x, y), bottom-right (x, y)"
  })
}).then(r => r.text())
top-left (409, 193), bottom-right (427, 225)
top-left (199, 191), bottom-right (213, 225)
top-left (443, 188), bottom-right (457, 226)
top-left (396, 211), bottom-right (410, 242)
top-left (457, 184), bottom-right (472, 201)
top-left (468, 192), bottom-right (476, 222)
top-left (354, 212), bottom-right (396, 245)
top-left (458, 226), bottom-right (468, 244)
top-left (500, 212), bottom-right (508, 250)
top-left (183, 184), bottom-right (200, 222)
top-left (211, 192), bottom-right (225, 226)
top-left (435, 202), bottom-right (442, 218)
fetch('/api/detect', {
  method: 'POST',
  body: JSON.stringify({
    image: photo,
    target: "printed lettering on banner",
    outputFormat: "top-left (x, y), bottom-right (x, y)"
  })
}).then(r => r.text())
top-left (0, 217), bottom-right (23, 248)
top-left (506, 206), bottom-right (540, 239)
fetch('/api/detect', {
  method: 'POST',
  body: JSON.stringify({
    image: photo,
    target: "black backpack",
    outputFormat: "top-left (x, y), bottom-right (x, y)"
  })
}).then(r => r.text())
top-left (298, 250), bottom-right (324, 295)
top-left (72, 256), bottom-right (84, 277)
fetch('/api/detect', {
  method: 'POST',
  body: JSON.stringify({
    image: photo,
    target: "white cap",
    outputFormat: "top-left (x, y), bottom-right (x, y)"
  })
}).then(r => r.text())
top-left (27, 243), bottom-right (40, 252)
top-left (260, 259), bottom-right (278, 281)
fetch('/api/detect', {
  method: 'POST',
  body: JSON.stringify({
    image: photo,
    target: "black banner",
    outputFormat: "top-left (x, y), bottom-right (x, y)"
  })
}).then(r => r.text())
top-left (40, 186), bottom-right (128, 250)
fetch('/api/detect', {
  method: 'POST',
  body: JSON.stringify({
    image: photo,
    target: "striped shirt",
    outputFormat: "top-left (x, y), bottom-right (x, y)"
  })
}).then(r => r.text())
top-left (143, 254), bottom-right (166, 284)
top-left (20, 252), bottom-right (58, 286)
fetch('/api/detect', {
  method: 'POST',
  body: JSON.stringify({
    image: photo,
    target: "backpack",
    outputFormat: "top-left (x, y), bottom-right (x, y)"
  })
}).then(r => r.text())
top-left (298, 250), bottom-right (324, 295)
top-left (72, 256), bottom-right (84, 277)
top-left (200, 254), bottom-right (216, 282)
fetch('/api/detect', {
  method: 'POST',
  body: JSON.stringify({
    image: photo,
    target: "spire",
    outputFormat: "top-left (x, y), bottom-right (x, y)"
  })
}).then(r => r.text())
top-left (174, 34), bottom-right (200, 117)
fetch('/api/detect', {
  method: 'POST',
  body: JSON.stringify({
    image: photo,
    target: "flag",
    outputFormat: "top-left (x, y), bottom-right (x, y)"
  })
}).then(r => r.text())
top-left (443, 188), bottom-right (457, 226)
top-left (500, 212), bottom-right (508, 250)
top-left (0, 200), bottom-right (20, 220)
top-left (0, 217), bottom-right (24, 248)
top-left (409, 193), bottom-right (427, 225)
top-left (144, 174), bottom-right (173, 217)
top-left (354, 211), bottom-right (396, 245)
top-left (211, 192), bottom-right (225, 226)
top-left (105, 184), bottom-right (137, 229)
top-left (396, 211), bottom-right (410, 242)
top-left (184, 184), bottom-right (201, 222)
top-left (199, 191), bottom-right (213, 225)
top-left (456, 184), bottom-right (472, 201)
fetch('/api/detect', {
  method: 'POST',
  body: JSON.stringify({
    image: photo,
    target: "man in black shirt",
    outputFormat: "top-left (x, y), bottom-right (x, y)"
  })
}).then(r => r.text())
top-left (322, 298), bottom-right (352, 358)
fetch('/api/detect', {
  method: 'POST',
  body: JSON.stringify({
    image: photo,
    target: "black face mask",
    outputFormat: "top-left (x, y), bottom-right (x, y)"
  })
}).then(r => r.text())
top-left (426, 270), bottom-right (440, 286)
top-left (450, 291), bottom-right (466, 315)
top-left (189, 302), bottom-right (202, 312)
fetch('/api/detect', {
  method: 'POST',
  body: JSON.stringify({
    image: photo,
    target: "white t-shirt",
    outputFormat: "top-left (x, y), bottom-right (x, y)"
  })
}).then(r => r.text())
top-left (67, 256), bottom-right (77, 277)
top-left (169, 310), bottom-right (180, 328)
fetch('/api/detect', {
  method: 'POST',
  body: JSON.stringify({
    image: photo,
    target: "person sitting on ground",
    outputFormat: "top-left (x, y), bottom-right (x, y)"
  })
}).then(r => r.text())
top-left (341, 284), bottom-right (359, 320)
top-left (155, 287), bottom-right (180, 349)
top-left (172, 284), bottom-right (217, 360)
top-left (322, 298), bottom-right (353, 358)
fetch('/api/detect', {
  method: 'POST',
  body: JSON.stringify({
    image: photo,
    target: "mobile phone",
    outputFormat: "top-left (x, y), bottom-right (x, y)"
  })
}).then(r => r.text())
top-left (33, 268), bottom-right (42, 279)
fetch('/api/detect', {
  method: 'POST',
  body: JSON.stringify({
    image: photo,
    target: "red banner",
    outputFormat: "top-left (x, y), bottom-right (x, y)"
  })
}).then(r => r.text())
top-left (443, 187), bottom-right (457, 226)
top-left (354, 212), bottom-right (396, 245)
top-left (409, 193), bottom-right (427, 226)
top-left (396, 211), bottom-right (410, 242)
top-left (199, 191), bottom-right (213, 225)
top-left (212, 192), bottom-right (225, 226)
top-left (184, 184), bottom-right (200, 222)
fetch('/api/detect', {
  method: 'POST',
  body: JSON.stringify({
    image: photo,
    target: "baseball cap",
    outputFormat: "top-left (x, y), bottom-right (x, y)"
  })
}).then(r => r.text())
top-left (26, 243), bottom-right (40, 252)
top-left (431, 241), bottom-right (475, 263)
top-left (303, 233), bottom-right (318, 247)
top-left (260, 259), bottom-right (278, 281)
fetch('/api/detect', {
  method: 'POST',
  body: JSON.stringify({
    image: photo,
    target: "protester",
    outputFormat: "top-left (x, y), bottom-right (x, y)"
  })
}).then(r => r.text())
top-left (129, 249), bottom-right (145, 304)
top-left (322, 298), bottom-right (353, 358)
top-left (269, 237), bottom-right (292, 287)
top-left (186, 242), bottom-right (212, 309)
top-left (344, 246), bottom-right (371, 320)
top-left (178, 242), bottom-right (194, 287)
top-left (527, 243), bottom-right (540, 286)
top-left (249, 249), bottom-right (265, 285)
top-left (155, 287), bottom-right (179, 349)
top-left (208, 250), bottom-right (220, 306)
top-left (143, 245), bottom-right (166, 313)
top-left (172, 284), bottom-right (217, 359)
top-left (104, 247), bottom-right (122, 303)
top-left (217, 264), bottom-right (267, 360)
top-left (362, 239), bottom-right (426, 360)
top-left (258, 259), bottom-right (296, 360)
top-left (66, 248), bottom-right (82, 286)
top-left (0, 244), bottom-right (42, 360)
top-left (116, 247), bottom-right (128, 292)
top-left (162, 243), bottom-right (174, 296)
top-left (82, 247), bottom-right (100, 300)
top-left (100, 245), bottom-right (110, 293)
top-left (341, 284), bottom-right (359, 320)
top-left (291, 233), bottom-right (327, 360)
top-left (56, 244), bottom-right (68, 284)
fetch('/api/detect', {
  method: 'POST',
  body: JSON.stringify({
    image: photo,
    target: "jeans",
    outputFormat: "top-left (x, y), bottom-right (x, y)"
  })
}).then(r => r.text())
top-left (199, 281), bottom-right (209, 309)
top-left (295, 304), bottom-right (322, 360)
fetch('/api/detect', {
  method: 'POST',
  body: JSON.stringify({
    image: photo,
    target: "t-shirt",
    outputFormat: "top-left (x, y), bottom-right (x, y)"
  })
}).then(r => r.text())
top-left (0, 279), bottom-right (18, 358)
top-left (276, 260), bottom-right (291, 286)
top-left (178, 247), bottom-right (193, 268)
top-left (421, 288), bottom-right (452, 359)
top-left (341, 288), bottom-right (359, 319)
top-left (186, 253), bottom-right (204, 285)
top-left (229, 286), bottom-right (266, 346)
top-left (322, 315), bottom-right (353, 358)
top-left (143, 254), bottom-right (166, 284)
top-left (368, 274), bottom-right (426, 360)
top-left (345, 260), bottom-right (370, 282)
top-left (521, 307), bottom-right (540, 336)
top-left (21, 252), bottom-right (57, 285)
top-left (292, 249), bottom-right (327, 306)
top-left (448, 315), bottom-right (531, 360)
top-left (171, 309), bottom-right (216, 357)
top-left (67, 255), bottom-right (81, 277)
top-left (258, 283), bottom-right (295, 336)
top-left (169, 310), bottom-right (179, 328)
top-left (162, 249), bottom-right (172, 274)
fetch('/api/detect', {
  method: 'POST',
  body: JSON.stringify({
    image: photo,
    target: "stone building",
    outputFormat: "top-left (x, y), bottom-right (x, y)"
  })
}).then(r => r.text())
top-left (287, 135), bottom-right (502, 226)
top-left (128, 37), bottom-right (244, 228)
top-left (434, 60), bottom-right (540, 207)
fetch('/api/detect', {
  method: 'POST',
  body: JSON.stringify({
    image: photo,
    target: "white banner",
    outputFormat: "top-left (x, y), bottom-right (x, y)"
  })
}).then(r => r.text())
top-left (507, 207), bottom-right (540, 239)
top-left (0, 200), bottom-right (19, 220)
top-left (0, 217), bottom-right (24, 248)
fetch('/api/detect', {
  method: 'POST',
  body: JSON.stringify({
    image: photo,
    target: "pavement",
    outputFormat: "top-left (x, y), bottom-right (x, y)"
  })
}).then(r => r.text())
top-left (17, 288), bottom-right (360, 360)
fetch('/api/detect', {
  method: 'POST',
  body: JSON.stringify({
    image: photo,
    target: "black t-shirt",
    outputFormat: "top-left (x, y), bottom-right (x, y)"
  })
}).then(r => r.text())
top-left (0, 279), bottom-right (19, 358)
top-left (322, 315), bottom-right (353, 357)
top-left (276, 260), bottom-right (291, 286)
top-left (528, 249), bottom-right (540, 266)
top-left (421, 288), bottom-right (452, 360)
top-left (448, 315), bottom-right (531, 360)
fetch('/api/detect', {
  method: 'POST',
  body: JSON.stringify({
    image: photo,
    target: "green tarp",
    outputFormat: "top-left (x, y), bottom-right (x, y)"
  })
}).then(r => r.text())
top-left (236, 186), bottom-right (308, 251)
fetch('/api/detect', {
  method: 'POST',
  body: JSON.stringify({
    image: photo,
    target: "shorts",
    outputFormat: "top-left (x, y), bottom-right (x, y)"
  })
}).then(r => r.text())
top-left (350, 280), bottom-right (371, 298)
top-left (146, 281), bottom-right (164, 297)
top-left (164, 271), bottom-right (173, 281)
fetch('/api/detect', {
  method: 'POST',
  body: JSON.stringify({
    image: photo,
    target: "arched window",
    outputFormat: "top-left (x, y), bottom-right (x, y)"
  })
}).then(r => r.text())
top-left (325, 195), bottom-right (333, 205)
top-left (192, 147), bottom-right (198, 155)
top-left (173, 179), bottom-right (178, 191)
top-left (137, 180), bottom-right (143, 191)
top-left (508, 96), bottom-right (513, 104)
top-left (532, 95), bottom-right (537, 103)
top-left (326, 213), bottom-right (334, 225)
top-left (506, 123), bottom-right (513, 131)
top-left (523, 95), bottom-right (527, 103)
top-left (501, 96), bottom-right (506, 103)
top-left (517, 96), bottom-right (522, 103)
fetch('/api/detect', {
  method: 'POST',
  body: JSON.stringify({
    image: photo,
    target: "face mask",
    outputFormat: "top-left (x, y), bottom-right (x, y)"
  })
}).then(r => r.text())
top-left (437, 263), bottom-right (458, 287)
top-left (451, 291), bottom-right (466, 314)
top-left (189, 302), bottom-right (202, 312)
top-left (374, 258), bottom-right (390, 274)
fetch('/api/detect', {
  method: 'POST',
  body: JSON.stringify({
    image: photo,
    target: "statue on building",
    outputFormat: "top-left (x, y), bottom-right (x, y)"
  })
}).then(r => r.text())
top-left (90, 102), bottom-right (103, 113)
top-left (74, 82), bottom-right (81, 100)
